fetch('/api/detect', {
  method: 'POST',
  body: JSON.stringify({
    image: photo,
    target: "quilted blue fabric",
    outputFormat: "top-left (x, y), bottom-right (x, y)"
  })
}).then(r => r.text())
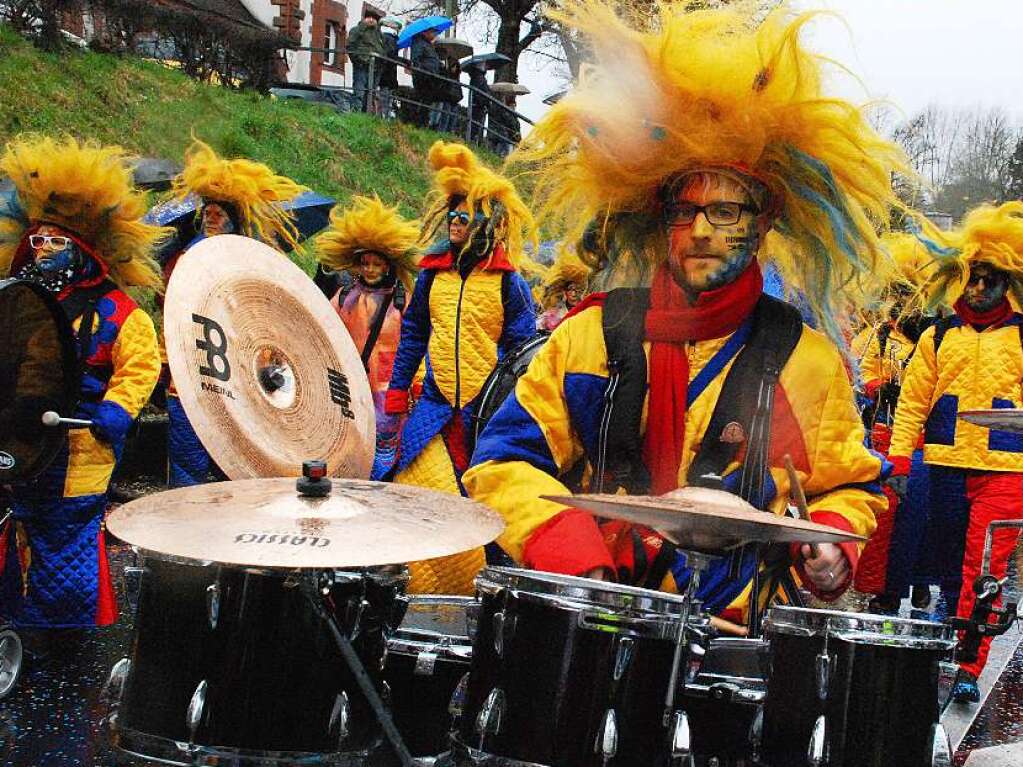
top-left (167, 396), bottom-right (212, 487)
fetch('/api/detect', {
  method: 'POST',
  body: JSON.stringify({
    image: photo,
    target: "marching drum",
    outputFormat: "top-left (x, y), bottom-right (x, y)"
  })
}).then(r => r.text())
top-left (383, 595), bottom-right (476, 760)
top-left (109, 555), bottom-right (408, 766)
top-left (759, 606), bottom-right (956, 767)
top-left (452, 567), bottom-right (691, 767)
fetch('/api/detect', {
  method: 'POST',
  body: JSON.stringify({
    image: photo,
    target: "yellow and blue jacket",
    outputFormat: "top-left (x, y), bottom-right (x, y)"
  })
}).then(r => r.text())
top-left (889, 314), bottom-right (1023, 472)
top-left (852, 323), bottom-right (916, 398)
top-left (384, 242), bottom-right (536, 481)
top-left (463, 297), bottom-right (884, 615)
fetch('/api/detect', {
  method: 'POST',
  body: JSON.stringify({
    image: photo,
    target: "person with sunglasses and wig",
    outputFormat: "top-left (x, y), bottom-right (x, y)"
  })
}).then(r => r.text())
top-left (382, 141), bottom-right (538, 596)
top-left (887, 201), bottom-right (1023, 704)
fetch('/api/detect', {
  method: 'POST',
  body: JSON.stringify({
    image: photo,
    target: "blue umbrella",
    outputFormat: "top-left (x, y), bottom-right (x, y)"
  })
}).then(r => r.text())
top-left (397, 16), bottom-right (453, 49)
top-left (144, 190), bottom-right (335, 263)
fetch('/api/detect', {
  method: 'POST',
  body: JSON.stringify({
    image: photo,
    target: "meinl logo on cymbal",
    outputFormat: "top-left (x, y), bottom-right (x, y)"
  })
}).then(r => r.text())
top-left (326, 368), bottom-right (356, 420)
top-left (234, 532), bottom-right (331, 547)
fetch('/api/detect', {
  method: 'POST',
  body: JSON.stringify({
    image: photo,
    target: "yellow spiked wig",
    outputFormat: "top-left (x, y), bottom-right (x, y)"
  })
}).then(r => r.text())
top-left (315, 196), bottom-right (421, 293)
top-left (542, 250), bottom-right (592, 309)
top-left (514, 0), bottom-right (909, 341)
top-left (0, 135), bottom-right (168, 289)
top-left (172, 139), bottom-right (306, 251)
top-left (421, 141), bottom-right (540, 274)
top-left (923, 201), bottom-right (1023, 310)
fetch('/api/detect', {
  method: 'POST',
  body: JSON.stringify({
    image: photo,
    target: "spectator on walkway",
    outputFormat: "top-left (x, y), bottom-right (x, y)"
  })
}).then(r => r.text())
top-left (435, 54), bottom-right (463, 133)
top-left (489, 92), bottom-right (521, 156)
top-left (411, 28), bottom-right (441, 128)
top-left (465, 63), bottom-right (491, 144)
top-left (377, 17), bottom-right (402, 118)
top-left (347, 8), bottom-right (385, 112)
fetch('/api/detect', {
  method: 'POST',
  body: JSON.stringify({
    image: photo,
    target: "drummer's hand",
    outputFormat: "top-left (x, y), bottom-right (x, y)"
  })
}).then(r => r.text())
top-left (800, 543), bottom-right (849, 592)
top-left (584, 567), bottom-right (609, 581)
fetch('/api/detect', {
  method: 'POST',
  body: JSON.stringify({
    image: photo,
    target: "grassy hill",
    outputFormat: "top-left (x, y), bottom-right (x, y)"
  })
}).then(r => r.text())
top-left (0, 25), bottom-right (469, 259)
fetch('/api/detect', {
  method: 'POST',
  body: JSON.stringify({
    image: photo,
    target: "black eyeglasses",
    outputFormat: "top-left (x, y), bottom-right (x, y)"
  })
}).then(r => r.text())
top-left (967, 269), bottom-right (1007, 288)
top-left (664, 201), bottom-right (758, 228)
top-left (448, 211), bottom-right (471, 225)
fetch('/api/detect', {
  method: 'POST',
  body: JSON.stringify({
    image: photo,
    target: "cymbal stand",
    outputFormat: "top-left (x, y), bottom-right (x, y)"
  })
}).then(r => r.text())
top-left (666, 548), bottom-right (716, 764)
top-left (301, 572), bottom-right (414, 767)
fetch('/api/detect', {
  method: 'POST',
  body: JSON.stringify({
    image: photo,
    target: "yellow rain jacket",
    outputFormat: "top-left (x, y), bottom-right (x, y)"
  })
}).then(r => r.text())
top-left (888, 315), bottom-right (1023, 471)
top-left (852, 324), bottom-right (916, 397)
top-left (464, 296), bottom-right (883, 616)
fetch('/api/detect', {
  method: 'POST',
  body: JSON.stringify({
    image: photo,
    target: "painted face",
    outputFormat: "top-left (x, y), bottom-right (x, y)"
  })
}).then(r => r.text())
top-left (665, 172), bottom-right (763, 293)
top-left (358, 252), bottom-right (389, 286)
top-left (30, 223), bottom-right (77, 269)
top-left (564, 282), bottom-right (583, 308)
top-left (202, 203), bottom-right (235, 237)
top-left (963, 262), bottom-right (1010, 313)
top-left (448, 200), bottom-right (471, 247)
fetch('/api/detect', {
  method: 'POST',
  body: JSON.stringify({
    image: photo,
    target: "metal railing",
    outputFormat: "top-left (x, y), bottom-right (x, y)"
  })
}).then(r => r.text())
top-left (287, 46), bottom-right (533, 150)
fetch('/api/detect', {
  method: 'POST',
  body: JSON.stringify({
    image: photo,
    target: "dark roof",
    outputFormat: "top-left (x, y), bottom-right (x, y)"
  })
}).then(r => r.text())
top-left (155, 0), bottom-right (269, 32)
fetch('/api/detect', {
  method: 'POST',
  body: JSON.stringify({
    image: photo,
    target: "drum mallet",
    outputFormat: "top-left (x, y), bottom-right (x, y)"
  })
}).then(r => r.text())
top-left (784, 454), bottom-right (820, 559)
top-left (41, 411), bottom-right (93, 429)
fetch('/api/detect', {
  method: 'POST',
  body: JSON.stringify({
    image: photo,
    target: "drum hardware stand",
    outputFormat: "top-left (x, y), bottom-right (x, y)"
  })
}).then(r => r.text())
top-left (949, 519), bottom-right (1023, 666)
top-left (302, 573), bottom-right (415, 767)
top-left (665, 549), bottom-right (719, 765)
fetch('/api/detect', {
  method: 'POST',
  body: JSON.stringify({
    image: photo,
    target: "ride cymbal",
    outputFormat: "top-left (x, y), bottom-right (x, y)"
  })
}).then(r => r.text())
top-left (163, 235), bottom-right (374, 479)
top-left (106, 478), bottom-right (505, 568)
top-left (543, 486), bottom-right (865, 554)
top-left (958, 409), bottom-right (1023, 435)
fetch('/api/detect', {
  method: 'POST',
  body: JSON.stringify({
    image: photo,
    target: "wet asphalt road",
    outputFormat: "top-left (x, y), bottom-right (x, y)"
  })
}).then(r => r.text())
top-left (2, 540), bottom-right (1022, 766)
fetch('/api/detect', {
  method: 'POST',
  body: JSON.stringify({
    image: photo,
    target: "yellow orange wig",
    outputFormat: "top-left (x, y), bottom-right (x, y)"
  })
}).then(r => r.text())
top-left (542, 250), bottom-right (592, 309)
top-left (923, 201), bottom-right (1023, 310)
top-left (315, 195), bottom-right (421, 293)
top-left (421, 141), bottom-right (540, 274)
top-left (0, 135), bottom-right (168, 289)
top-left (514, 0), bottom-right (909, 341)
top-left (172, 139), bottom-right (305, 251)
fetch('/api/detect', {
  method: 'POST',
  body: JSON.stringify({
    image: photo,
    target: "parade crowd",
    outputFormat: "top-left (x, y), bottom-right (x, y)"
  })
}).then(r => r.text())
top-left (2, 0), bottom-right (1022, 718)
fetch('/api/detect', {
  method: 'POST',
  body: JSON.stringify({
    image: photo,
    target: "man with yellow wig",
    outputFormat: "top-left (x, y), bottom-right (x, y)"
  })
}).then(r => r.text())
top-left (315, 195), bottom-right (420, 479)
top-left (0, 136), bottom-right (167, 632)
top-left (163, 140), bottom-right (304, 487)
top-left (383, 141), bottom-right (538, 595)
top-left (538, 250), bottom-right (590, 331)
top-left (463, 1), bottom-right (904, 623)
top-left (889, 201), bottom-right (1023, 702)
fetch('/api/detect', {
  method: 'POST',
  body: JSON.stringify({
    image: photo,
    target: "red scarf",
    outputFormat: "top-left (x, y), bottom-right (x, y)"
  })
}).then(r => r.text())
top-left (641, 262), bottom-right (763, 494)
top-left (954, 296), bottom-right (1014, 329)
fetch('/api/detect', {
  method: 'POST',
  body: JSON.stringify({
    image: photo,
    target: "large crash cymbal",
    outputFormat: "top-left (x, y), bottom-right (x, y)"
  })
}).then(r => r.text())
top-left (959, 408), bottom-right (1023, 434)
top-left (543, 486), bottom-right (865, 554)
top-left (107, 478), bottom-right (505, 568)
top-left (164, 235), bottom-right (374, 480)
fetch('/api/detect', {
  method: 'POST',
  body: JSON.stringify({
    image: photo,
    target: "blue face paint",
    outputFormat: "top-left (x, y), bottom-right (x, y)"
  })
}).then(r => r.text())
top-left (703, 224), bottom-right (758, 290)
top-left (35, 245), bottom-right (78, 272)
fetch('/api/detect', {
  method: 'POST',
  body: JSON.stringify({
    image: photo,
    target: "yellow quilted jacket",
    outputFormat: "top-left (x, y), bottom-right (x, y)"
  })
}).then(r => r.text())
top-left (464, 300), bottom-right (883, 611)
top-left (888, 316), bottom-right (1023, 471)
top-left (852, 324), bottom-right (915, 392)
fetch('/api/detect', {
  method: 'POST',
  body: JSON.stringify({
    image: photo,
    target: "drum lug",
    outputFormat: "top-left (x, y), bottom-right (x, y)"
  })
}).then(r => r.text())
top-left (612, 636), bottom-right (635, 681)
top-left (748, 706), bottom-right (763, 761)
top-left (930, 723), bottom-right (953, 767)
top-left (103, 657), bottom-right (131, 705)
top-left (449, 672), bottom-right (471, 718)
top-left (330, 690), bottom-right (351, 744)
top-left (669, 709), bottom-right (691, 758)
top-left (465, 601), bottom-right (481, 642)
top-left (347, 597), bottom-right (369, 640)
top-left (814, 651), bottom-right (831, 701)
top-left (594, 708), bottom-right (618, 762)
top-left (415, 649), bottom-right (439, 676)
top-left (475, 687), bottom-right (506, 746)
top-left (492, 611), bottom-right (515, 657)
top-left (807, 714), bottom-right (827, 766)
top-left (380, 680), bottom-right (392, 706)
top-left (206, 582), bottom-right (220, 630)
top-left (186, 679), bottom-right (208, 741)
top-left (122, 566), bottom-right (145, 613)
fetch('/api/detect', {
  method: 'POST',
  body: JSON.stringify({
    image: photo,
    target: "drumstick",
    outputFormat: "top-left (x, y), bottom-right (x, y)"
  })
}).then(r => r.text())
top-left (709, 615), bottom-right (749, 637)
top-left (784, 454), bottom-right (820, 559)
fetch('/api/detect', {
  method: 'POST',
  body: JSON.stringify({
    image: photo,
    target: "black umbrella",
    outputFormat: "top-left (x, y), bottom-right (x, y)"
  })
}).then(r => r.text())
top-left (459, 52), bottom-right (512, 71)
top-left (131, 157), bottom-right (182, 191)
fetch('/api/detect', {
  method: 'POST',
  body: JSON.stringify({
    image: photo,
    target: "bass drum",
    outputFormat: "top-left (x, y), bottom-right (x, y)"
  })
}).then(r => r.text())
top-left (471, 333), bottom-right (549, 448)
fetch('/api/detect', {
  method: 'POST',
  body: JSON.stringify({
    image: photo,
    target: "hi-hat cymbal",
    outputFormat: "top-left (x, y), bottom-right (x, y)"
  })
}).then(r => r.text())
top-left (959, 409), bottom-right (1023, 434)
top-left (107, 478), bottom-right (505, 568)
top-left (164, 235), bottom-right (374, 480)
top-left (543, 486), bottom-right (865, 554)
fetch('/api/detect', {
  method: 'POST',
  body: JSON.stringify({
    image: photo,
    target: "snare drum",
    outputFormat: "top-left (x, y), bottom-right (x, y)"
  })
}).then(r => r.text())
top-left (383, 595), bottom-right (475, 760)
top-left (452, 567), bottom-right (691, 767)
top-left (760, 606), bottom-right (956, 767)
top-left (109, 555), bottom-right (408, 766)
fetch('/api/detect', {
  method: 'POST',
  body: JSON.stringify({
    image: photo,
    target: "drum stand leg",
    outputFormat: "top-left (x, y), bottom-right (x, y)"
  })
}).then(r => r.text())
top-left (302, 575), bottom-right (415, 767)
top-left (665, 550), bottom-right (719, 765)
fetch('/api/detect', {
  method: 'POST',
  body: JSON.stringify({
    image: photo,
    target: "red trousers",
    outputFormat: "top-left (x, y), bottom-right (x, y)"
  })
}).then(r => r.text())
top-left (957, 470), bottom-right (1023, 678)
